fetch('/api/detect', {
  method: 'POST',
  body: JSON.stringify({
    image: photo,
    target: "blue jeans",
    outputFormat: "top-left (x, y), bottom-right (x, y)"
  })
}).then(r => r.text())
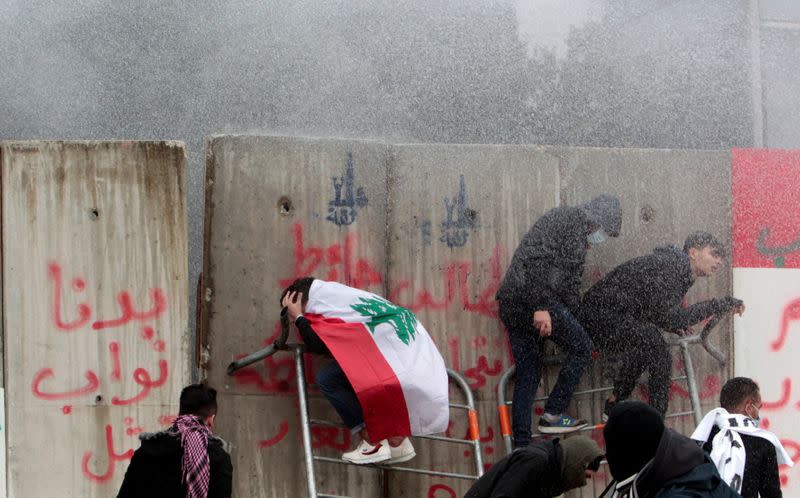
top-left (315, 360), bottom-right (364, 433)
top-left (499, 301), bottom-right (593, 448)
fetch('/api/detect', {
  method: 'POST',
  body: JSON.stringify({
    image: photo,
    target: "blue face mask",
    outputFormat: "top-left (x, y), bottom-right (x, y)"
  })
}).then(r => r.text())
top-left (587, 229), bottom-right (607, 245)
top-left (747, 404), bottom-right (761, 428)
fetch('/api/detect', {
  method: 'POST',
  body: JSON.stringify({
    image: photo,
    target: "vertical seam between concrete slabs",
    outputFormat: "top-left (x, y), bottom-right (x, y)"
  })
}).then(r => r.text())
top-left (384, 144), bottom-right (393, 299)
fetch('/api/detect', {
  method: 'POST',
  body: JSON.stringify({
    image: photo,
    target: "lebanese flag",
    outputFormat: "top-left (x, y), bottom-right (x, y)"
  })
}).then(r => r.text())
top-left (304, 280), bottom-right (449, 441)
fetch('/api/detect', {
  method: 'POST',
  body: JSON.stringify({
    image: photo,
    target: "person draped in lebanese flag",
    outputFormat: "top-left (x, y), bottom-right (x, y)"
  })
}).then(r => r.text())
top-left (281, 277), bottom-right (450, 465)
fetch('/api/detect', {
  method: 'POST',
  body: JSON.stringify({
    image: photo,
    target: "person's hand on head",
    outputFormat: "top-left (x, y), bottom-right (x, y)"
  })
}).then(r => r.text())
top-left (533, 310), bottom-right (552, 337)
top-left (282, 291), bottom-right (304, 321)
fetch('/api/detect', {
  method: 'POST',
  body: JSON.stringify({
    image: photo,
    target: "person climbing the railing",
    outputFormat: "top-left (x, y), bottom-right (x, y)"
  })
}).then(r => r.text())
top-left (580, 231), bottom-right (745, 419)
top-left (280, 277), bottom-right (449, 465)
top-left (496, 194), bottom-right (623, 444)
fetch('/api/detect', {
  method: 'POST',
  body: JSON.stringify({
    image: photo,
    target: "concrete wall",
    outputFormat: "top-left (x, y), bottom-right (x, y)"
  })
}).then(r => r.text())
top-left (1, 141), bottom-right (190, 497)
top-left (201, 136), bottom-right (391, 497)
top-left (201, 136), bottom-right (738, 498)
top-left (385, 144), bottom-right (559, 497)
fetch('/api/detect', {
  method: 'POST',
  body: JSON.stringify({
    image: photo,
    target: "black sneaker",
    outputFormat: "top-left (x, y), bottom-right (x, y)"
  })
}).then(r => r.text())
top-left (538, 414), bottom-right (588, 434)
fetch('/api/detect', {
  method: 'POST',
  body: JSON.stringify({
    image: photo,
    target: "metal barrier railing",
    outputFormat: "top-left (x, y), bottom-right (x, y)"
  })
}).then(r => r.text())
top-left (228, 317), bottom-right (483, 498)
top-left (496, 314), bottom-right (726, 454)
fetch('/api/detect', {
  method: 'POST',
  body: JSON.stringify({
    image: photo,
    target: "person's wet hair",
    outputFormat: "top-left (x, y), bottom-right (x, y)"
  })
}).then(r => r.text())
top-left (720, 377), bottom-right (760, 411)
top-left (280, 277), bottom-right (315, 306)
top-left (179, 384), bottom-right (218, 418)
top-left (683, 231), bottom-right (726, 258)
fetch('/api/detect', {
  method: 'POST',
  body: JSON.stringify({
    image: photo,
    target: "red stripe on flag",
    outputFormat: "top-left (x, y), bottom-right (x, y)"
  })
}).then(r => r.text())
top-left (306, 313), bottom-right (411, 441)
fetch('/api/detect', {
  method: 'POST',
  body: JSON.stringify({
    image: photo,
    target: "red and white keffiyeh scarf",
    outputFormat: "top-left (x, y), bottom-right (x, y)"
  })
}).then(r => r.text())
top-left (174, 415), bottom-right (211, 498)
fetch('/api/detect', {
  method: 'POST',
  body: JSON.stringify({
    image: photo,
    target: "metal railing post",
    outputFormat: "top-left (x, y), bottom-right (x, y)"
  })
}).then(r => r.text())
top-left (679, 340), bottom-right (703, 426)
top-left (294, 346), bottom-right (319, 498)
top-left (496, 365), bottom-right (515, 455)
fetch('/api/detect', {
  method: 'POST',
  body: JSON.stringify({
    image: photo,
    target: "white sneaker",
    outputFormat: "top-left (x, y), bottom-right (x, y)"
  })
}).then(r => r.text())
top-left (341, 439), bottom-right (391, 465)
top-left (387, 438), bottom-right (416, 464)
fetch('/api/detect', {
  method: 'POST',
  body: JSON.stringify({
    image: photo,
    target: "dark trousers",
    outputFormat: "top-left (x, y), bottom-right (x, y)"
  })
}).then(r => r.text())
top-left (316, 360), bottom-right (365, 432)
top-left (499, 301), bottom-right (593, 448)
top-left (586, 315), bottom-right (672, 417)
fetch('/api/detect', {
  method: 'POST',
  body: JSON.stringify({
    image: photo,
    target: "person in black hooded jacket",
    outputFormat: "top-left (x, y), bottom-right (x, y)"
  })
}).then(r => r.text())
top-left (117, 384), bottom-right (233, 498)
top-left (464, 435), bottom-right (604, 498)
top-left (496, 194), bottom-right (622, 445)
top-left (580, 232), bottom-right (744, 418)
top-left (600, 401), bottom-right (739, 498)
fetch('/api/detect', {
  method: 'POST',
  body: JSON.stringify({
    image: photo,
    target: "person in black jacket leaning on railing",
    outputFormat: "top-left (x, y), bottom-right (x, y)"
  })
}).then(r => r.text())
top-left (580, 231), bottom-right (745, 419)
top-left (496, 194), bottom-right (622, 445)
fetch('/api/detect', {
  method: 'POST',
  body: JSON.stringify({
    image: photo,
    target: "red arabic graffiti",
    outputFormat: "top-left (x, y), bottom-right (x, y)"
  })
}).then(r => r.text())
top-left (428, 484), bottom-right (457, 498)
top-left (32, 369), bottom-right (100, 400)
top-left (279, 223), bottom-right (383, 290)
top-left (277, 223), bottom-right (506, 319)
top-left (111, 360), bottom-right (169, 406)
top-left (762, 378), bottom-right (792, 411)
top-left (311, 426), bottom-right (352, 452)
top-left (34, 262), bottom-right (170, 404)
top-left (446, 335), bottom-right (509, 391)
top-left (109, 342), bottom-right (122, 381)
top-left (464, 356), bottom-right (505, 390)
top-left (48, 261), bottom-right (167, 332)
top-left (81, 424), bottom-right (135, 483)
top-left (772, 298), bottom-right (800, 352)
top-left (34, 261), bottom-right (174, 486)
top-left (31, 350), bottom-right (169, 403)
top-left (779, 439), bottom-right (800, 487)
top-left (258, 420), bottom-right (290, 449)
top-left (232, 355), bottom-right (295, 394)
top-left (389, 245), bottom-right (504, 319)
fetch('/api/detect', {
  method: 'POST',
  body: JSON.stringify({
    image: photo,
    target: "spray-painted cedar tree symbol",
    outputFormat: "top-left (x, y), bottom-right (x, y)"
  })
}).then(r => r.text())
top-left (350, 297), bottom-right (418, 345)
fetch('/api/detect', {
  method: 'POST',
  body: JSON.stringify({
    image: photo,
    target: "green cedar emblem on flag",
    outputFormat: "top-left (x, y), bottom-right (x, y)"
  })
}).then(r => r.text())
top-left (350, 297), bottom-right (418, 345)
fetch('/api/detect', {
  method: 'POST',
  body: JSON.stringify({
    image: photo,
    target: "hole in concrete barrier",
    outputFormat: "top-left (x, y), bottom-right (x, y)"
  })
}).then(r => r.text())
top-left (95, 394), bottom-right (103, 403)
top-left (465, 208), bottom-right (478, 222)
top-left (89, 208), bottom-right (99, 220)
top-left (278, 196), bottom-right (293, 215)
top-left (641, 204), bottom-right (656, 223)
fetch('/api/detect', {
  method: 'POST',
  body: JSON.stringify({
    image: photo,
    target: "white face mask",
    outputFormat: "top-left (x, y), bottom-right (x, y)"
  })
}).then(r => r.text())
top-left (587, 229), bottom-right (607, 245)
top-left (746, 404), bottom-right (761, 428)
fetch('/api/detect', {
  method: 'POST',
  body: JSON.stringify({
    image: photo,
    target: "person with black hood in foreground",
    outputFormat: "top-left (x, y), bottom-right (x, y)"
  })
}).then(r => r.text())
top-left (496, 194), bottom-right (622, 444)
top-left (117, 384), bottom-right (233, 498)
top-left (581, 231), bottom-right (745, 419)
top-left (600, 401), bottom-right (738, 498)
top-left (464, 435), bottom-right (604, 498)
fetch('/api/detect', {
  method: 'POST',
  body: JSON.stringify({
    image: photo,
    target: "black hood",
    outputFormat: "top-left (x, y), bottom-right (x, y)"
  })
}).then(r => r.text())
top-left (580, 194), bottom-right (622, 237)
top-left (138, 430), bottom-right (182, 452)
top-left (137, 430), bottom-right (227, 456)
top-left (636, 428), bottom-right (707, 493)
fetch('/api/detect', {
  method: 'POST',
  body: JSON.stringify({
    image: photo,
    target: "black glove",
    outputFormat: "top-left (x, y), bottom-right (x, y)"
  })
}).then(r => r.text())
top-left (710, 296), bottom-right (743, 314)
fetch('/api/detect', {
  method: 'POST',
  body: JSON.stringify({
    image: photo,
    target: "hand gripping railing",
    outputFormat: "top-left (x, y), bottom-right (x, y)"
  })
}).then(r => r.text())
top-left (227, 308), bottom-right (292, 375)
top-left (228, 318), bottom-right (484, 497)
top-left (496, 313), bottom-right (727, 454)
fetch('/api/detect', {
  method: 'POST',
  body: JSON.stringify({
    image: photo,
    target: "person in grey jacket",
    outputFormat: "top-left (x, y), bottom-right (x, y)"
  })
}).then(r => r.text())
top-left (496, 194), bottom-right (622, 446)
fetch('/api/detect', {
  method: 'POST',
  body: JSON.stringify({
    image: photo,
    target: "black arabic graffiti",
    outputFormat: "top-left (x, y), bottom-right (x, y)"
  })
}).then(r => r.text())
top-left (327, 152), bottom-right (368, 226)
top-left (755, 227), bottom-right (800, 267)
